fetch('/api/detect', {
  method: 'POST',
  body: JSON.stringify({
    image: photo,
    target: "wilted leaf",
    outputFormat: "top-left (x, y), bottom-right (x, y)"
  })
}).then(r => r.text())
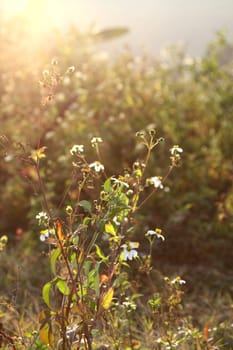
top-left (56, 219), bottom-right (65, 240)
top-left (39, 310), bottom-right (51, 324)
top-left (203, 321), bottom-right (210, 341)
top-left (39, 321), bottom-right (54, 346)
top-left (101, 287), bottom-right (114, 310)
top-left (105, 223), bottom-right (116, 236)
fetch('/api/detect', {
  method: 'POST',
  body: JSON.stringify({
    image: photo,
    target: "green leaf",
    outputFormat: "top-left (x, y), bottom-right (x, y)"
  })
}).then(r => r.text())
top-left (88, 267), bottom-right (100, 297)
top-left (56, 278), bottom-right (70, 296)
top-left (50, 248), bottom-right (61, 275)
top-left (93, 27), bottom-right (129, 42)
top-left (79, 200), bottom-right (92, 213)
top-left (95, 244), bottom-right (108, 262)
top-left (83, 260), bottom-right (92, 276)
top-left (83, 217), bottom-right (91, 225)
top-left (103, 178), bottom-right (112, 193)
top-left (98, 219), bottom-right (105, 233)
top-left (42, 282), bottom-right (53, 308)
top-left (69, 250), bottom-right (77, 269)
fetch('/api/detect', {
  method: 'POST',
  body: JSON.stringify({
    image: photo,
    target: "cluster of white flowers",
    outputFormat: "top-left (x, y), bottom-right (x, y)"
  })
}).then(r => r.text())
top-left (70, 144), bottom-right (84, 155)
top-left (121, 228), bottom-right (166, 262)
top-left (146, 228), bottom-right (165, 241)
top-left (122, 297), bottom-right (137, 311)
top-left (89, 161), bottom-right (104, 173)
top-left (147, 176), bottom-right (163, 189)
top-left (36, 211), bottom-right (49, 226)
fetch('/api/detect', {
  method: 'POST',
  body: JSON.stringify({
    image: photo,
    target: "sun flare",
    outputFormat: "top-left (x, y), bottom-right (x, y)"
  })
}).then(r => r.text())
top-left (2, 0), bottom-right (62, 35)
top-left (1, 0), bottom-right (29, 17)
top-left (2, 0), bottom-right (47, 18)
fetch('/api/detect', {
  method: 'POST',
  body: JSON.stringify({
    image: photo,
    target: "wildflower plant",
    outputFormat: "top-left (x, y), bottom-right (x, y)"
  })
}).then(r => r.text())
top-left (0, 27), bottom-right (233, 349)
top-left (2, 59), bottom-right (211, 350)
top-left (23, 124), bottom-right (188, 350)
top-left (1, 58), bottom-right (213, 349)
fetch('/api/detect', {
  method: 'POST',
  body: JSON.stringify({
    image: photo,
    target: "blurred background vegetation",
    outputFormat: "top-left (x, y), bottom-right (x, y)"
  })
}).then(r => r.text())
top-left (0, 6), bottom-right (233, 339)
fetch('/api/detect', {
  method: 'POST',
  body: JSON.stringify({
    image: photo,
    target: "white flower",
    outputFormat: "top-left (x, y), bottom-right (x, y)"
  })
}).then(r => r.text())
top-left (36, 211), bottom-right (47, 219)
top-left (121, 242), bottom-right (139, 261)
top-left (111, 177), bottom-right (129, 188)
top-left (147, 176), bottom-right (163, 189)
top-left (70, 144), bottom-right (84, 155)
top-left (40, 229), bottom-right (49, 242)
top-left (171, 277), bottom-right (186, 285)
top-left (89, 161), bottom-right (104, 173)
top-left (36, 211), bottom-right (49, 226)
top-left (146, 228), bottom-right (165, 241)
top-left (91, 137), bottom-right (103, 146)
top-left (179, 279), bottom-right (186, 285)
top-left (122, 299), bottom-right (136, 311)
top-left (113, 216), bottom-right (121, 226)
top-left (39, 228), bottom-right (55, 242)
top-left (170, 145), bottom-right (183, 155)
top-left (4, 155), bottom-right (13, 162)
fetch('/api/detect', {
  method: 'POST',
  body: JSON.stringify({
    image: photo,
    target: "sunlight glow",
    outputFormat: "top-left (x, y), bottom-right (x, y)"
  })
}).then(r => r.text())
top-left (0, 0), bottom-right (94, 62)
top-left (1, 0), bottom-right (93, 31)
top-left (2, 0), bottom-right (63, 36)
top-left (1, 0), bottom-right (29, 17)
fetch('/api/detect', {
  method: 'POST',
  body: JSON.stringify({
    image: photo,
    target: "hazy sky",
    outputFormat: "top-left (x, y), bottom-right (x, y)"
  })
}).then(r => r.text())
top-left (1, 0), bottom-right (233, 56)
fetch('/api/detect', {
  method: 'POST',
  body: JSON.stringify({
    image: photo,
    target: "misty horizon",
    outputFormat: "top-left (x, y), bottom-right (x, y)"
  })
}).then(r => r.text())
top-left (1, 0), bottom-right (233, 57)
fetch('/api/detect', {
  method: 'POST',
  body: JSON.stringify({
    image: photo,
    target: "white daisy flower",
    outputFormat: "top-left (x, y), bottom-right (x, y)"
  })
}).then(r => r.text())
top-left (70, 144), bottom-right (84, 155)
top-left (170, 145), bottom-right (183, 155)
top-left (39, 228), bottom-right (55, 242)
top-left (40, 229), bottom-right (49, 242)
top-left (111, 177), bottom-right (129, 188)
top-left (171, 277), bottom-right (186, 285)
top-left (146, 228), bottom-right (165, 241)
top-left (147, 176), bottom-right (163, 189)
top-left (121, 242), bottom-right (139, 261)
top-left (179, 279), bottom-right (186, 285)
top-left (89, 161), bottom-right (104, 172)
